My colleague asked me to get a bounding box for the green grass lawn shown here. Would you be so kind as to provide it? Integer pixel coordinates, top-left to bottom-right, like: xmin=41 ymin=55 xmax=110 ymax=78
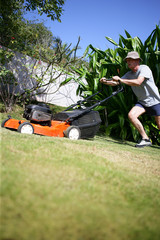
xmin=1 ymin=108 xmax=160 ymax=240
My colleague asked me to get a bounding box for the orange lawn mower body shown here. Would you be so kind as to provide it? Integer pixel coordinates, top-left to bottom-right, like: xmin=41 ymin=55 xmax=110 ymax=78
xmin=2 ymin=117 xmax=71 ymax=138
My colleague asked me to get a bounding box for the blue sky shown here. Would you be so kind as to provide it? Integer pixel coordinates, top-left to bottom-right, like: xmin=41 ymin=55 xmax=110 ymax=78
xmin=24 ymin=0 xmax=160 ymax=57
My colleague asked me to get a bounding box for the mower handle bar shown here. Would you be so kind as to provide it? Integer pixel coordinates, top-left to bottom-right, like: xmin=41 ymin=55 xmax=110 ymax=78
xmin=65 ymin=81 xmax=124 ymax=123
xmin=64 ymin=89 xmax=102 ymax=111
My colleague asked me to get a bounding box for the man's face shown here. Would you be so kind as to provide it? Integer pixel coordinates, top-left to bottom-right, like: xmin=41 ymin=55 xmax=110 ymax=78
xmin=126 ymin=58 xmax=140 ymax=72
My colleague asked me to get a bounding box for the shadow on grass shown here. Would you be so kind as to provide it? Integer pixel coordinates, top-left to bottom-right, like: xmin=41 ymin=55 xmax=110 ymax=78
xmin=96 ymin=134 xmax=160 ymax=149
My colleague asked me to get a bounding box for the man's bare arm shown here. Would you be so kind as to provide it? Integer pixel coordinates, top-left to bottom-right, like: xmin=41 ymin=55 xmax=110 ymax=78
xmin=112 ymin=76 xmax=145 ymax=86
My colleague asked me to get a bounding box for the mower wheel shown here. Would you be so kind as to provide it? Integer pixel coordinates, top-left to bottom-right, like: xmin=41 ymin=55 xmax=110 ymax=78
xmin=18 ymin=122 xmax=34 ymax=134
xmin=1 ymin=117 xmax=11 ymax=128
xmin=64 ymin=126 xmax=81 ymax=140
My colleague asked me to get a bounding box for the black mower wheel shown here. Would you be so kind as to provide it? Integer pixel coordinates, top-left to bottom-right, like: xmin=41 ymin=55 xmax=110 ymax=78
xmin=64 ymin=126 xmax=81 ymax=140
xmin=18 ymin=122 xmax=34 ymax=134
xmin=1 ymin=117 xmax=11 ymax=128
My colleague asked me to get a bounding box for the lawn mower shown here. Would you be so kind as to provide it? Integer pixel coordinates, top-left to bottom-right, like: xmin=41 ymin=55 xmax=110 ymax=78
xmin=1 ymin=83 xmax=124 ymax=140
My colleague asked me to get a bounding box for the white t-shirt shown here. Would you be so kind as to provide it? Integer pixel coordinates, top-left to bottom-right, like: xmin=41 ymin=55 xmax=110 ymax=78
xmin=122 ymin=65 xmax=160 ymax=107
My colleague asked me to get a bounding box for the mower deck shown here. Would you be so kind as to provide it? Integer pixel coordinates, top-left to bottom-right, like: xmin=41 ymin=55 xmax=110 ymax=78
xmin=2 ymin=118 xmax=70 ymax=137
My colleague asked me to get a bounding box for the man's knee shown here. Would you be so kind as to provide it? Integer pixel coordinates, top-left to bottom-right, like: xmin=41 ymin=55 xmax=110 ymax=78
xmin=128 ymin=111 xmax=135 ymax=121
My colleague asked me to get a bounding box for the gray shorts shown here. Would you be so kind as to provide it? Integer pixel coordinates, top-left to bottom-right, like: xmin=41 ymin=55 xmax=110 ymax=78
xmin=135 ymin=102 xmax=160 ymax=116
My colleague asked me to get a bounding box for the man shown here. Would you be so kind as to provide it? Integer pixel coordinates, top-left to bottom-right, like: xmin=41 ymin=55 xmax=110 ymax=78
xmin=100 ymin=51 xmax=160 ymax=147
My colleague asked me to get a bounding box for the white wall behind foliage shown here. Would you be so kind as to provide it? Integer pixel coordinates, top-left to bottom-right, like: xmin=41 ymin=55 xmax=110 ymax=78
xmin=5 ymin=49 xmax=81 ymax=107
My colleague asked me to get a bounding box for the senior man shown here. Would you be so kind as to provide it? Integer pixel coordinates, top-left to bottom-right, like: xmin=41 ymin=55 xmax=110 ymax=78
xmin=100 ymin=51 xmax=160 ymax=147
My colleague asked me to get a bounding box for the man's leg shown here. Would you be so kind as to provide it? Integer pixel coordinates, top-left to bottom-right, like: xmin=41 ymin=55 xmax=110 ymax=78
xmin=128 ymin=106 xmax=149 ymax=139
xmin=155 ymin=116 xmax=160 ymax=130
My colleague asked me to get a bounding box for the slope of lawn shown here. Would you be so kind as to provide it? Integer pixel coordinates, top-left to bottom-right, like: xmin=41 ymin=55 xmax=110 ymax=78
xmin=0 ymin=105 xmax=160 ymax=240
